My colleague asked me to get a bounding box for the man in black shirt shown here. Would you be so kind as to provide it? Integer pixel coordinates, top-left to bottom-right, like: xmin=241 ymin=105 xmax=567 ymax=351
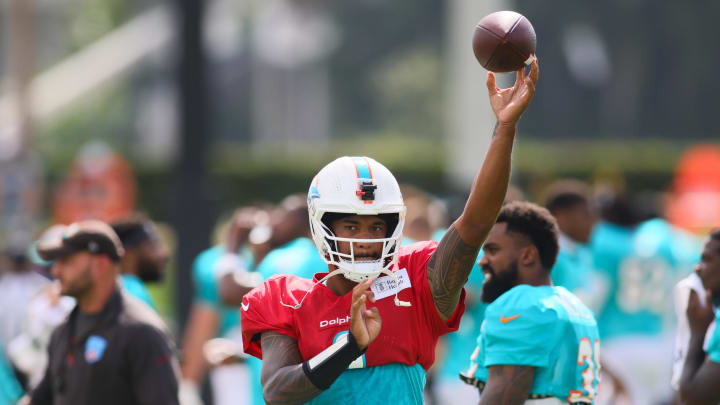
xmin=29 ymin=220 xmax=179 ymax=405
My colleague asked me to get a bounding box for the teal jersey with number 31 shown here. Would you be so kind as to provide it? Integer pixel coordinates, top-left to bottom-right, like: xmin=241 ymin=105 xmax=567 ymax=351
xmin=466 ymin=285 xmax=600 ymax=403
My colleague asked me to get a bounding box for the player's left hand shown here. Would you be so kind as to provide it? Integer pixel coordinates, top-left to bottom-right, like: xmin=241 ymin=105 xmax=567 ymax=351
xmin=687 ymin=289 xmax=714 ymax=335
xmin=487 ymin=57 xmax=538 ymax=126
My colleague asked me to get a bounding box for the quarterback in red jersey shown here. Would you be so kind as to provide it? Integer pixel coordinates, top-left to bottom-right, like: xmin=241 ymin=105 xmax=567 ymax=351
xmin=241 ymin=59 xmax=539 ymax=405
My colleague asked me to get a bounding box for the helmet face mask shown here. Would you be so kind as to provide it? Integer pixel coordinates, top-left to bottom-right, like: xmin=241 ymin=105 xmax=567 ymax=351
xmin=308 ymin=157 xmax=406 ymax=282
xmin=315 ymin=212 xmax=403 ymax=282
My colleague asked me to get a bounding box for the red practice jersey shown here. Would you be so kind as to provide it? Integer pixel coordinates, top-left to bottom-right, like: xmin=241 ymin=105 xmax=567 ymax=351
xmin=240 ymin=240 xmax=466 ymax=370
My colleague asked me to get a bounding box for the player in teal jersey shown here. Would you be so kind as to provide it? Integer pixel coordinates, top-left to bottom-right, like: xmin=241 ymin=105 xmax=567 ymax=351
xmin=461 ymin=201 xmax=600 ymax=405
xmin=544 ymin=180 xmax=608 ymax=314
xmin=255 ymin=237 xmax=325 ymax=281
xmin=594 ymin=217 xmax=700 ymax=340
xmin=679 ymin=229 xmax=720 ymax=404
xmin=217 ymin=197 xmax=325 ymax=405
xmin=592 ymin=199 xmax=701 ymax=404
xmin=180 ymin=245 xmax=246 ymax=404
xmin=111 ymin=215 xmax=170 ymax=309
xmin=180 ymin=207 xmax=261 ymax=405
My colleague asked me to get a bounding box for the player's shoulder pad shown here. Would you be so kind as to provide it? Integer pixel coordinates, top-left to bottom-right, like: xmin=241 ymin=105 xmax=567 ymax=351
xmin=397 ymin=239 xmax=438 ymax=263
xmin=485 ymin=285 xmax=561 ymax=326
xmin=398 ymin=239 xmax=439 ymax=256
xmin=395 ymin=240 xmax=439 ymax=277
xmin=245 ymin=273 xmax=315 ymax=303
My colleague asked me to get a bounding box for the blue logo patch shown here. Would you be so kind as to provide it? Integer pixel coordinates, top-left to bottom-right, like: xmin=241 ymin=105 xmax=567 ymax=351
xmin=85 ymin=335 xmax=107 ymax=364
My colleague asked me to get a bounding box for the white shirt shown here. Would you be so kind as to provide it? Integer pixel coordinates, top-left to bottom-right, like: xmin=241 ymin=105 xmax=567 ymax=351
xmin=0 ymin=270 xmax=49 ymax=348
xmin=671 ymin=272 xmax=716 ymax=390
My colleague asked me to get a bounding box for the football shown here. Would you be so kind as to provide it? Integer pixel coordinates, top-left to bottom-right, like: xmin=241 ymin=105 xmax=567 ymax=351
xmin=472 ymin=11 xmax=536 ymax=73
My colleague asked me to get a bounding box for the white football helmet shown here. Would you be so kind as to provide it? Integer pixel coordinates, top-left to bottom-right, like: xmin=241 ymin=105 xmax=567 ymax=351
xmin=308 ymin=156 xmax=406 ymax=283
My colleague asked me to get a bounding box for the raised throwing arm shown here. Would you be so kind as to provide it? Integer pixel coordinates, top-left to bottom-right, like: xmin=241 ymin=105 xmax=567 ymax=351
xmin=428 ymin=59 xmax=539 ymax=320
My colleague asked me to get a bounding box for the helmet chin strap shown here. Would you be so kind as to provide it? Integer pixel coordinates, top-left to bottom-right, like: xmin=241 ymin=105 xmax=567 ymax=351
xmin=280 ymin=264 xmax=411 ymax=310
xmin=339 ymin=260 xmax=412 ymax=308
xmin=279 ymin=269 xmax=345 ymax=310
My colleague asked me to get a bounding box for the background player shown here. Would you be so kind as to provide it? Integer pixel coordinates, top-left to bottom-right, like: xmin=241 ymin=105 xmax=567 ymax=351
xmin=679 ymin=229 xmax=720 ymax=404
xmin=592 ymin=191 xmax=701 ymax=404
xmin=543 ymin=179 xmax=607 ymax=313
xmin=179 ymin=206 xmax=267 ymax=405
xmin=240 ymin=59 xmax=539 ymax=404
xmin=461 ymin=201 xmax=600 ymax=404
xmin=217 ymin=195 xmax=326 ymax=405
xmin=112 ymin=214 xmax=170 ymax=309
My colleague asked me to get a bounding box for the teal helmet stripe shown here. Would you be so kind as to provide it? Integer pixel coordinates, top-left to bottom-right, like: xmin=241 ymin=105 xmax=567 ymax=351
xmin=352 ymin=157 xmax=372 ymax=180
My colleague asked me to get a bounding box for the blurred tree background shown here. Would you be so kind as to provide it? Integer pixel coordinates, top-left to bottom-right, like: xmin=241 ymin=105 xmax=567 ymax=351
xmin=9 ymin=0 xmax=714 ymax=186
xmin=2 ymin=0 xmax=719 ymax=318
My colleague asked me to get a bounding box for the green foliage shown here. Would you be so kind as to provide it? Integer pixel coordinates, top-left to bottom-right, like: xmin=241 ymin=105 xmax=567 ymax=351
xmin=370 ymin=46 xmax=443 ymax=138
xmin=68 ymin=0 xmax=128 ymax=51
xmin=33 ymin=82 xmax=135 ymax=173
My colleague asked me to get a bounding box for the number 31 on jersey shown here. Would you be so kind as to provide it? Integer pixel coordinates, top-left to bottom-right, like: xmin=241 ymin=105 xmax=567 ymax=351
xmin=568 ymin=337 xmax=600 ymax=403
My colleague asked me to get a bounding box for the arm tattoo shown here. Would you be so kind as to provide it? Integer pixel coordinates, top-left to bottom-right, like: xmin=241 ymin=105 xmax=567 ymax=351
xmin=492 ymin=121 xmax=499 ymax=137
xmin=427 ymin=224 xmax=481 ymax=319
xmin=260 ymin=332 xmax=322 ymax=405
xmin=479 ymin=365 xmax=535 ymax=405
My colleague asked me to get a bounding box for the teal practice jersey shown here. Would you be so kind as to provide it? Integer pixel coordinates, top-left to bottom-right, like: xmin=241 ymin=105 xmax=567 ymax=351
xmin=308 ymin=364 xmax=426 ymax=405
xmin=552 ymin=234 xmax=610 ymax=315
xmin=256 ymin=237 xmax=326 ymax=281
xmin=592 ymin=219 xmax=701 ymax=340
xmin=120 ymin=274 xmax=156 ymax=309
xmin=552 ymin=235 xmax=594 ymax=294
xmin=704 ymin=307 xmax=720 ymax=364
xmin=192 ymin=245 xmax=255 ymax=336
xmin=466 ymin=285 xmax=600 ymax=403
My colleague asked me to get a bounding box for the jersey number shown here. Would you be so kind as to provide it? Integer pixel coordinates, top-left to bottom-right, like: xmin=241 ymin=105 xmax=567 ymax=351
xmin=617 ymin=257 xmax=672 ymax=314
xmin=568 ymin=337 xmax=600 ymax=403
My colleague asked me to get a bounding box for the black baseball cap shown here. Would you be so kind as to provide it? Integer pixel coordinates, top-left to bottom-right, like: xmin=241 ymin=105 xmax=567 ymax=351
xmin=36 ymin=220 xmax=125 ymax=262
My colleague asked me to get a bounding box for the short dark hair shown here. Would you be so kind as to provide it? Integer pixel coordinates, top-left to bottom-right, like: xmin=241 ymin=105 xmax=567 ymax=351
xmin=496 ymin=201 xmax=560 ymax=271
xmin=544 ymin=180 xmax=591 ymax=215
xmin=111 ymin=214 xmax=156 ymax=249
xmin=711 ymin=228 xmax=720 ymax=245
xmin=597 ymin=191 xmax=640 ymax=227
